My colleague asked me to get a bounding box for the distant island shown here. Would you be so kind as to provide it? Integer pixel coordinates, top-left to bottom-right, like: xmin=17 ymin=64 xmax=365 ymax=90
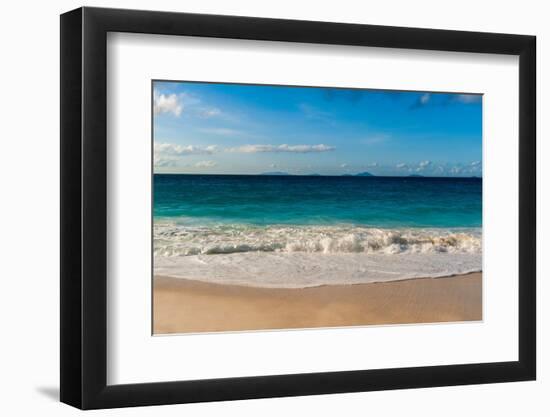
xmin=260 ymin=171 xmax=291 ymax=176
xmin=260 ymin=172 xmax=376 ymax=177
xmin=341 ymin=172 xmax=375 ymax=177
xmin=158 ymin=172 xmax=482 ymax=179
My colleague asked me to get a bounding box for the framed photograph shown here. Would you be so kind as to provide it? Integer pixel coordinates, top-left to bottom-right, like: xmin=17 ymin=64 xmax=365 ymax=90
xmin=60 ymin=7 xmax=536 ymax=409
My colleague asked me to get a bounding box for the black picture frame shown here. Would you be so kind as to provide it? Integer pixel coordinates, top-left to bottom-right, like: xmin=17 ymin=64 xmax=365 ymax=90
xmin=60 ymin=6 xmax=536 ymax=410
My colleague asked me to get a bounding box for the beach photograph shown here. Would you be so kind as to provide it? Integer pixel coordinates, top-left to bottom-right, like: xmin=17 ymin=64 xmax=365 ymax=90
xmin=152 ymin=81 xmax=482 ymax=334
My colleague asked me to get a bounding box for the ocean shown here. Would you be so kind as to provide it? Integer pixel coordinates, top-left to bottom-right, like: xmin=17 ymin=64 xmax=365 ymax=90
xmin=153 ymin=174 xmax=482 ymax=288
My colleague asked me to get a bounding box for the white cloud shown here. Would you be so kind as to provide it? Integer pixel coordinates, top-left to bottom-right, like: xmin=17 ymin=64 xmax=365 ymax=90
xmin=153 ymin=89 xmax=228 ymax=120
xmin=419 ymin=160 xmax=432 ymax=168
xmin=194 ymin=160 xmax=217 ymax=168
xmin=410 ymin=93 xmax=432 ymax=109
xmin=155 ymin=142 xmax=334 ymax=160
xmin=154 ymin=140 xmax=336 ymax=169
xmin=456 ymin=94 xmax=482 ymax=104
xmin=340 ymin=163 xmax=348 ymax=168
xmin=153 ymin=92 xmax=183 ymax=116
xmin=154 ymin=142 xmax=218 ymax=167
xmin=396 ymin=163 xmax=408 ymax=169
xmin=154 ymin=142 xmax=217 ymax=156
xmin=229 ymin=144 xmax=335 ymax=153
xmin=154 ymin=155 xmax=179 ymax=168
xmin=464 ymin=161 xmax=482 ymax=174
xmin=269 ymin=163 xmax=277 ymax=168
xmin=198 ymin=127 xmax=242 ymax=136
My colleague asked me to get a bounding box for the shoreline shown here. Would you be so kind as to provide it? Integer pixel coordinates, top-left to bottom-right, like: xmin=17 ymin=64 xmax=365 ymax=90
xmin=154 ymin=251 xmax=481 ymax=289
xmin=154 ymin=269 xmax=482 ymax=290
xmin=153 ymin=272 xmax=482 ymax=334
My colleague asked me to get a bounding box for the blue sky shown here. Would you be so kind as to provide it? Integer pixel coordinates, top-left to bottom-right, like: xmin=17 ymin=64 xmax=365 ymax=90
xmin=153 ymin=81 xmax=482 ymax=176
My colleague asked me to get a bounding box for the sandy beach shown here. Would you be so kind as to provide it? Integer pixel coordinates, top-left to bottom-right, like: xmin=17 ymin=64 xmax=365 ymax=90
xmin=153 ymin=272 xmax=481 ymax=334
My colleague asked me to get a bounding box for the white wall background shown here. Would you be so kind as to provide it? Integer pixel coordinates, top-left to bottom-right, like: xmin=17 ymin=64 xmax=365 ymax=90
xmin=0 ymin=0 xmax=545 ymax=415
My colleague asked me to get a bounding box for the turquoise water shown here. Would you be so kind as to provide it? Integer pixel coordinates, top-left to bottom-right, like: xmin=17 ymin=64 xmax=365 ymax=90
xmin=153 ymin=174 xmax=482 ymax=283
xmin=153 ymin=174 xmax=482 ymax=228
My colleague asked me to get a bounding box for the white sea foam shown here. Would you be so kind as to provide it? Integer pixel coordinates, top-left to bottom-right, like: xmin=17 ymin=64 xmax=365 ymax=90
xmin=154 ymin=222 xmax=481 ymax=257
xmin=153 ymin=222 xmax=482 ymax=288
xmin=154 ymin=252 xmax=481 ymax=288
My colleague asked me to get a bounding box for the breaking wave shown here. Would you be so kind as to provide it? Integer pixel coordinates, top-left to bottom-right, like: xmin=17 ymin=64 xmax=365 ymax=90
xmin=154 ymin=222 xmax=482 ymax=258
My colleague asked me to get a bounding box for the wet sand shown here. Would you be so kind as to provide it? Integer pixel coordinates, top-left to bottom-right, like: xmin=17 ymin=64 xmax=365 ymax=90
xmin=153 ymin=272 xmax=482 ymax=334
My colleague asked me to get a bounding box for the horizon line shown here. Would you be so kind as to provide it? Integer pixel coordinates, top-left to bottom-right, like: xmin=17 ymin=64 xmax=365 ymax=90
xmin=153 ymin=172 xmax=482 ymax=179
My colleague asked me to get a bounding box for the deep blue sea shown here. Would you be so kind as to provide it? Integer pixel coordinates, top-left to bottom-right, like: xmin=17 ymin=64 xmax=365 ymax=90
xmin=153 ymin=174 xmax=481 ymax=228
